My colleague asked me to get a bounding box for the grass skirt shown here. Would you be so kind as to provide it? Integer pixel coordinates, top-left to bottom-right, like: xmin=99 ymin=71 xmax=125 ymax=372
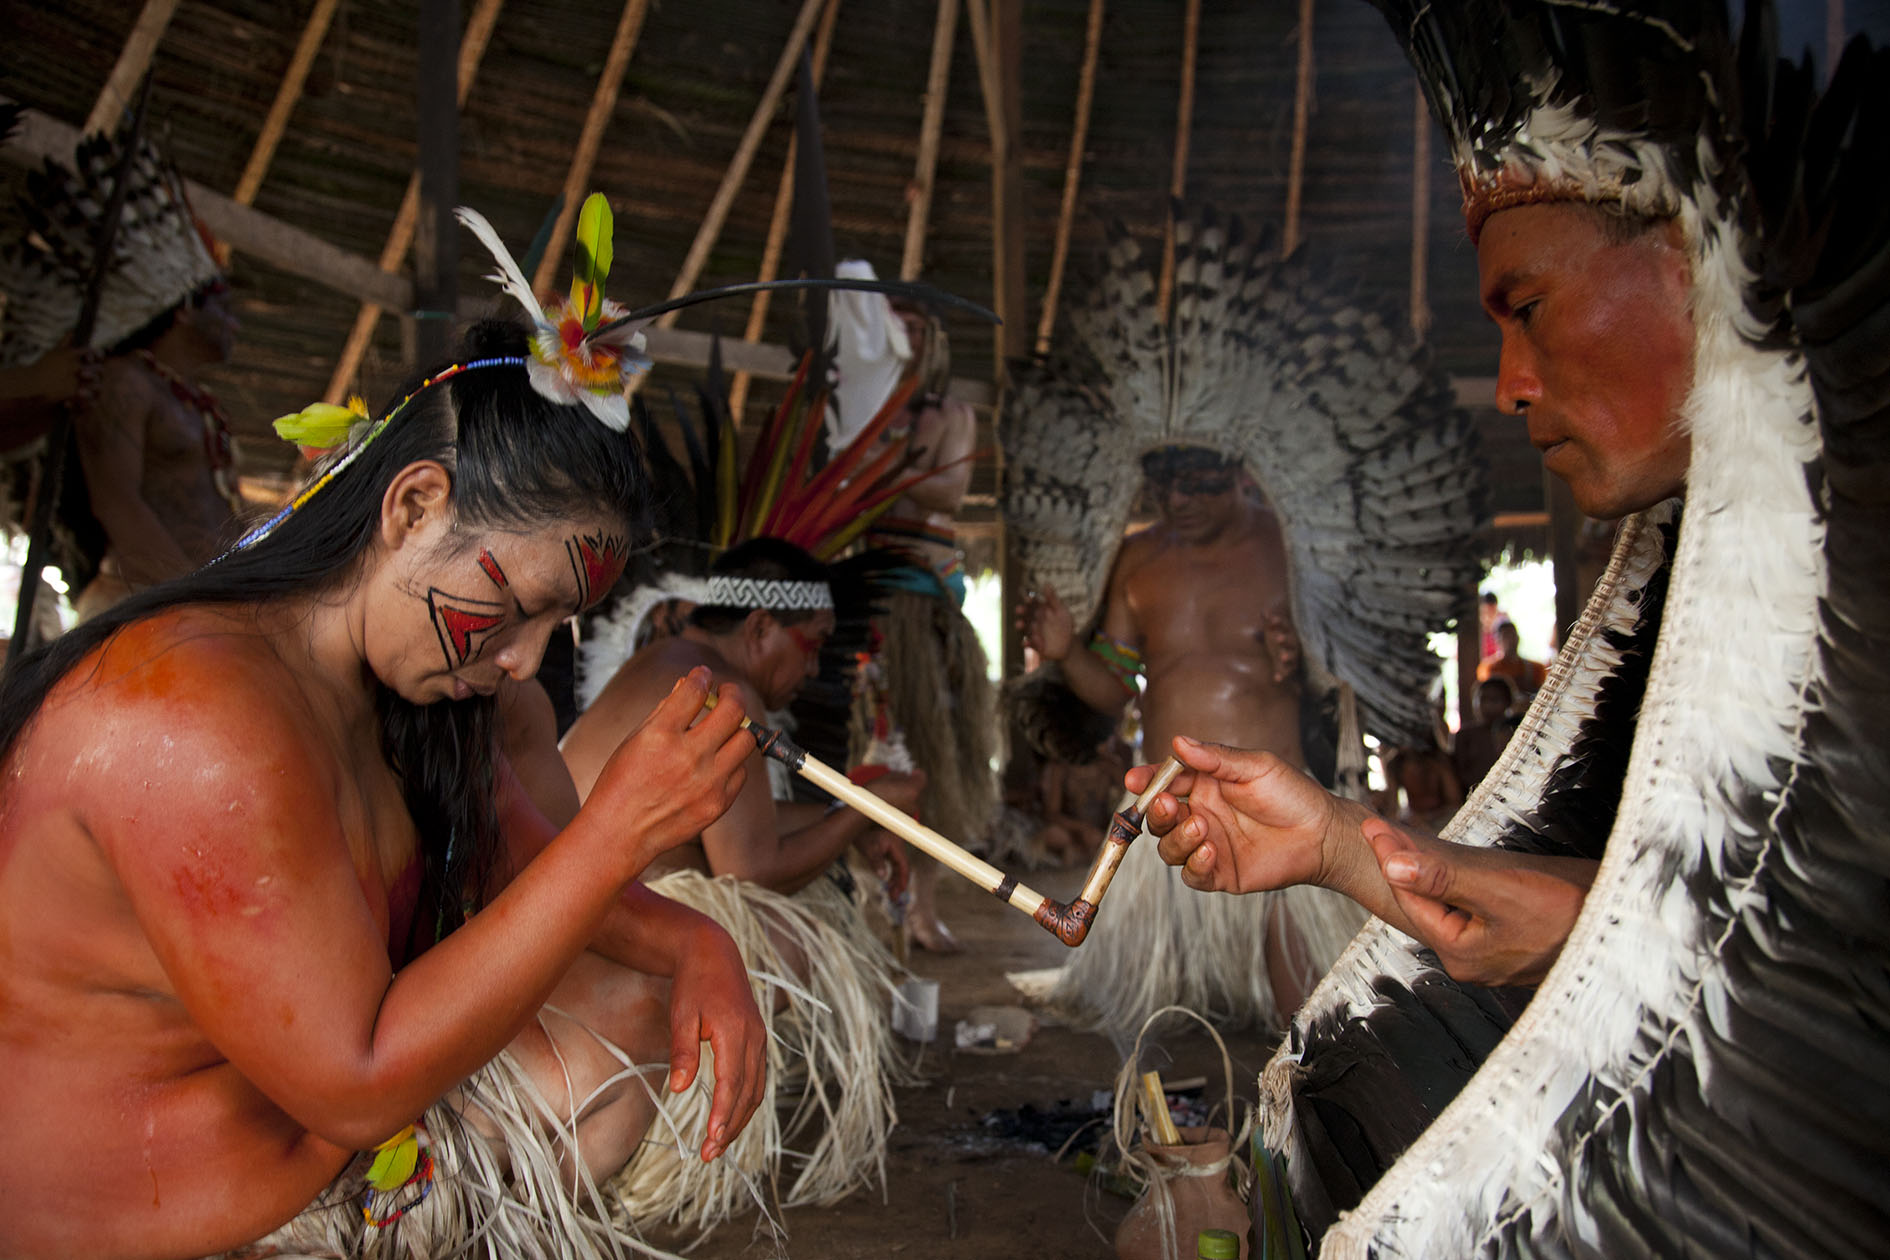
xmin=607 ymin=869 xmax=908 ymax=1238
xmin=1050 ymin=805 xmax=1367 ymax=1045
xmin=217 ymin=1031 xmax=675 ymax=1260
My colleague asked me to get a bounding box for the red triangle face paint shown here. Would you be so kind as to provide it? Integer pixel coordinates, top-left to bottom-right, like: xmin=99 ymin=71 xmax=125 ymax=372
xmin=428 ymin=588 xmax=506 ymax=668
xmin=477 ymin=549 xmax=508 ymax=589
xmin=566 ymin=531 xmax=628 ymax=609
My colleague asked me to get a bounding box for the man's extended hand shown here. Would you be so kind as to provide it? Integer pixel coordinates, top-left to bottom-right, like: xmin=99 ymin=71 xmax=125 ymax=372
xmin=664 ymin=918 xmax=767 ymax=1161
xmin=1015 ymin=585 xmax=1076 ymax=662
xmin=1361 ymin=819 xmax=1598 ymax=987
xmin=1141 ymin=736 xmax=1370 ymax=898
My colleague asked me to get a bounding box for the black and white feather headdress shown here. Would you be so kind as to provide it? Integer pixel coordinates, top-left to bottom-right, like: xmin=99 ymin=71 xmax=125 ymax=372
xmin=1264 ymin=4 xmax=1890 ymax=1256
xmin=1003 ymin=207 xmax=1490 ymax=756
xmin=0 ymin=119 xmax=223 ymax=368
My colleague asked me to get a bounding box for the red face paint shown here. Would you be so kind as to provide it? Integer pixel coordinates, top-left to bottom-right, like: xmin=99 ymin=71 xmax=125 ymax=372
xmin=477 ymin=549 xmax=508 ymax=589
xmin=565 ymin=531 xmax=628 ymax=610
xmin=427 ymin=588 xmax=506 ymax=669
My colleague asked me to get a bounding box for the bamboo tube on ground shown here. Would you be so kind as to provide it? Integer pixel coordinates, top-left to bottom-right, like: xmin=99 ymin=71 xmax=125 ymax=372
xmin=1140 ymin=1070 xmax=1184 ymax=1146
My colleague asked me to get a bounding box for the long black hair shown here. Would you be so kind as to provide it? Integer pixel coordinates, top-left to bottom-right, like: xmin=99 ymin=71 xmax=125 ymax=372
xmin=0 ymin=319 xmax=649 ymax=951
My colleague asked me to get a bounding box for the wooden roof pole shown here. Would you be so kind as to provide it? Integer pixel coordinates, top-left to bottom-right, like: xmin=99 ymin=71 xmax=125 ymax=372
xmin=1409 ymin=77 xmax=1431 ymax=336
xmin=84 ymin=0 xmax=181 ymax=136
xmin=233 ymin=0 xmax=342 ymax=206
xmin=1034 ymin=0 xmax=1103 ymax=356
xmin=530 ymin=0 xmax=654 ymax=296
xmin=965 ymin=0 xmax=1030 ymax=374
xmin=1155 ymin=0 xmax=1200 ymax=320
xmin=1283 ymin=0 xmax=1315 ymax=254
xmin=900 ymin=0 xmax=961 ymax=283
xmin=727 ymin=0 xmax=844 ymax=423
xmin=323 ymin=0 xmax=507 ymax=404
xmin=656 ymin=0 xmax=828 ymax=329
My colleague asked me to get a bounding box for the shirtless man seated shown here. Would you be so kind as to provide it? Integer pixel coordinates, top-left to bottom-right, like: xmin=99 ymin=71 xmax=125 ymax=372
xmin=1018 ymin=445 xmax=1362 ymax=1036
xmin=562 ymin=537 xmax=918 ymax=897
xmin=558 ymin=537 xmax=921 ymax=1228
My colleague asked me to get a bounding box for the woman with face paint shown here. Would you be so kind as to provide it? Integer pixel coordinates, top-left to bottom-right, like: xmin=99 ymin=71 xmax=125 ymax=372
xmin=0 ymin=318 xmax=767 ymax=1260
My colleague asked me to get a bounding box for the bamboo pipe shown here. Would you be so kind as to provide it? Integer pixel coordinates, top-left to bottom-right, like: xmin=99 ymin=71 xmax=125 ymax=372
xmin=703 ymin=694 xmax=1181 ymax=945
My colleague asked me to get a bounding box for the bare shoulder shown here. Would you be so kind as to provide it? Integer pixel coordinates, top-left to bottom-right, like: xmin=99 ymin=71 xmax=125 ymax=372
xmin=30 ymin=609 xmax=338 ymax=810
xmin=1114 ymin=525 xmax=1166 ymax=575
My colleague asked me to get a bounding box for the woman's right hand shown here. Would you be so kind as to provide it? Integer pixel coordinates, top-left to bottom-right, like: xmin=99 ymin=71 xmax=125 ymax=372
xmin=584 ymin=667 xmax=754 ymax=874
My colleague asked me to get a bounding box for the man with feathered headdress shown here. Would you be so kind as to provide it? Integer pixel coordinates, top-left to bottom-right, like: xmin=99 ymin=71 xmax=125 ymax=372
xmin=0 ymin=121 xmax=241 ymax=619
xmin=1002 ymin=206 xmax=1490 ymax=1043
xmin=1141 ymin=2 xmax=1890 ymax=1253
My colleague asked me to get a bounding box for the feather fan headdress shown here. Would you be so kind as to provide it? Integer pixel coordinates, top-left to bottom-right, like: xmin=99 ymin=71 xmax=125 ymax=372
xmin=1259 ymin=4 xmax=1890 ymax=1257
xmin=0 ymin=120 xmax=223 ymax=369
xmin=1004 ymin=206 xmax=1490 ymax=753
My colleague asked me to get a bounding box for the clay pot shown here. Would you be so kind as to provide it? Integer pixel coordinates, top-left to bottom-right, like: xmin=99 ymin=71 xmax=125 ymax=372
xmin=1113 ymin=1125 xmax=1250 ymax=1260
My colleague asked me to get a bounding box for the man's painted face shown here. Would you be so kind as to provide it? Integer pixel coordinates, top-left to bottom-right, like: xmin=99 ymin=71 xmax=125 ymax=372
xmin=1477 ymin=202 xmax=1695 ymax=520
xmin=757 ymin=608 xmax=835 ymax=710
xmin=1143 ymin=448 xmax=1240 ymax=539
xmin=402 ymin=520 xmax=627 ymax=704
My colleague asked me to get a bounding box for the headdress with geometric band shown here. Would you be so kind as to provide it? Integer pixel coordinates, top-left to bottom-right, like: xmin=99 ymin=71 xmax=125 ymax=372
xmin=1260 ymin=4 xmax=1890 ymax=1257
xmin=1002 ymin=203 xmax=1491 ymax=763
xmin=575 ymin=324 xmax=962 ymax=793
xmin=0 ymin=117 xmax=225 ymax=372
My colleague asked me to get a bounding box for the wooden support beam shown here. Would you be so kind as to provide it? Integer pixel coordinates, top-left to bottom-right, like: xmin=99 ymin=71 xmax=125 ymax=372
xmin=962 ymin=0 xmax=1005 ymax=161
xmin=966 ymin=0 xmax=1027 ymax=368
xmin=529 ymin=0 xmax=652 ymax=296
xmin=990 ymin=0 xmax=1028 ymax=688
xmin=1409 ymin=77 xmax=1431 ymax=336
xmin=1035 ymin=0 xmax=1103 ymax=356
xmin=324 ymin=0 xmax=505 ymax=403
xmin=657 ymin=0 xmax=828 ymax=328
xmin=1283 ymin=0 xmax=1315 ymax=254
xmin=414 ymin=0 xmax=460 ymax=366
xmin=901 ymin=0 xmax=961 ymax=283
xmin=5 ymin=109 xmax=407 ymax=310
xmin=233 ymin=0 xmax=343 ymax=207
xmin=1155 ymin=0 xmax=1200 ymax=320
xmin=84 ymin=0 xmax=181 ymax=135
xmin=727 ymin=0 xmax=844 ymax=424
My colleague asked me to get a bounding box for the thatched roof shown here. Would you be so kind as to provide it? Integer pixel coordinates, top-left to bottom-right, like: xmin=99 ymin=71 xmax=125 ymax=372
xmin=8 ymin=0 xmax=1868 ymax=541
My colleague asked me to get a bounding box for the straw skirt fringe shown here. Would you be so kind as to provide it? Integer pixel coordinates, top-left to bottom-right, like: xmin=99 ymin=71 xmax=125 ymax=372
xmin=608 ymin=869 xmax=906 ymax=1236
xmin=1050 ymin=804 xmax=1366 ymax=1043
xmin=217 ymin=1033 xmax=675 ymax=1260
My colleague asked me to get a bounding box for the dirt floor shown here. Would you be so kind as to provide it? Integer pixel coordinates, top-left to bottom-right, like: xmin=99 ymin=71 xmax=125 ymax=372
xmin=670 ymin=861 xmax=1282 ymax=1260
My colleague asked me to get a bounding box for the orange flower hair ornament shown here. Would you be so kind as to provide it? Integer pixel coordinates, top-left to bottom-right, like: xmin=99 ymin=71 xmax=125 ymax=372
xmin=457 ymin=193 xmax=650 ymax=432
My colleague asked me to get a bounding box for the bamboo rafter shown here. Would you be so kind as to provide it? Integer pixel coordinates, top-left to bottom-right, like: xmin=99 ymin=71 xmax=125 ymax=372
xmin=1156 ymin=0 xmax=1200 ymax=321
xmin=657 ymin=0 xmax=827 ymax=329
xmin=233 ymin=0 xmax=342 ymax=207
xmin=727 ymin=0 xmax=844 ymax=425
xmin=529 ymin=0 xmax=653 ymax=297
xmin=1035 ymin=0 xmax=1104 ymax=356
xmin=1283 ymin=0 xmax=1315 ymax=254
xmin=323 ymin=0 xmax=507 ymax=404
